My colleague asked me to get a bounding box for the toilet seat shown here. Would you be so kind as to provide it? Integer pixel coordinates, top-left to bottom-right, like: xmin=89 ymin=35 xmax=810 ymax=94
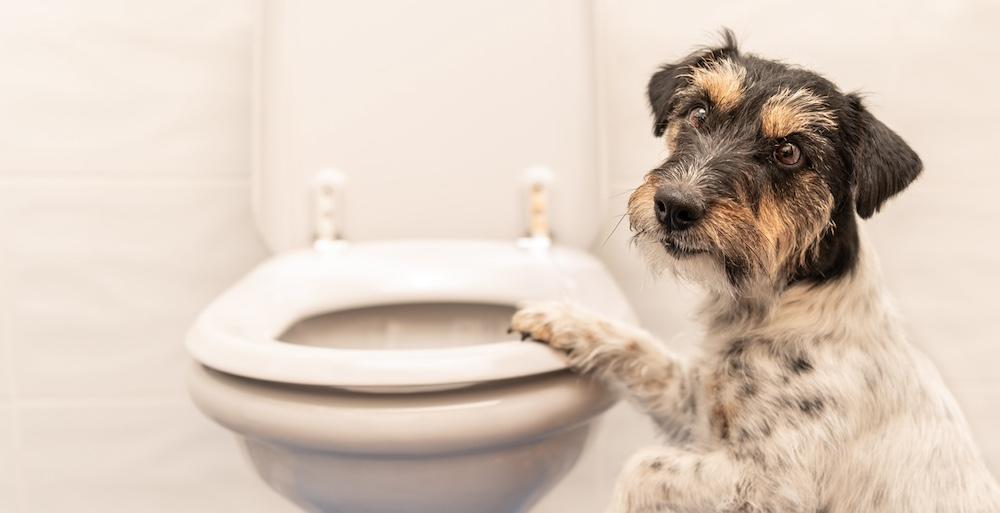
xmin=186 ymin=239 xmax=636 ymax=392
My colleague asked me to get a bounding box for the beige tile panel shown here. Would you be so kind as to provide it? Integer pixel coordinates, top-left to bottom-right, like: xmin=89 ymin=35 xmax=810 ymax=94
xmin=18 ymin=401 xmax=297 ymax=513
xmin=0 ymin=182 xmax=266 ymax=400
xmin=0 ymin=0 xmax=253 ymax=177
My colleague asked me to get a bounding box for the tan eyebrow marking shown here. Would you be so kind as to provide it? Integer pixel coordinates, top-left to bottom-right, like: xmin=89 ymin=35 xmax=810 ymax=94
xmin=760 ymin=88 xmax=837 ymax=138
xmin=686 ymin=59 xmax=747 ymax=112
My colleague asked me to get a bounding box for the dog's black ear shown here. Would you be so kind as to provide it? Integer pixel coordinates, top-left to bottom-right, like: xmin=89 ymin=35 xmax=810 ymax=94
xmin=648 ymin=29 xmax=739 ymax=137
xmin=648 ymin=63 xmax=685 ymax=137
xmin=844 ymin=94 xmax=922 ymax=218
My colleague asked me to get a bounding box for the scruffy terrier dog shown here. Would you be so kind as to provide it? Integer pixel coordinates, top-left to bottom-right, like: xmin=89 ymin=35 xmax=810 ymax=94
xmin=511 ymin=32 xmax=1000 ymax=512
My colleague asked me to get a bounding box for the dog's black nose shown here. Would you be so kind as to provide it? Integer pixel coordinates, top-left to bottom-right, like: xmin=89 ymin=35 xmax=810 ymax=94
xmin=654 ymin=188 xmax=705 ymax=232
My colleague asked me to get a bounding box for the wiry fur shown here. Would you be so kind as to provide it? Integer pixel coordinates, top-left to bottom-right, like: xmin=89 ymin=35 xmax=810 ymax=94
xmin=683 ymin=58 xmax=748 ymax=113
xmin=760 ymin=88 xmax=838 ymax=139
xmin=511 ymin=31 xmax=1000 ymax=513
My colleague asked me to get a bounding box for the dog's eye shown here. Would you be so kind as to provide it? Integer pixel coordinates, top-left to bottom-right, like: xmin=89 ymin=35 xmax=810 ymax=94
xmin=773 ymin=142 xmax=802 ymax=168
xmin=687 ymin=106 xmax=708 ymax=128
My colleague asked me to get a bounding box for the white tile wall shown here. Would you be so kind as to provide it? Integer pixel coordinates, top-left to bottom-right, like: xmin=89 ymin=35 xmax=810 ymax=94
xmin=0 ymin=0 xmax=253 ymax=178
xmin=0 ymin=182 xmax=266 ymax=401
xmin=0 ymin=1 xmax=294 ymax=512
xmin=18 ymin=402 xmax=294 ymax=513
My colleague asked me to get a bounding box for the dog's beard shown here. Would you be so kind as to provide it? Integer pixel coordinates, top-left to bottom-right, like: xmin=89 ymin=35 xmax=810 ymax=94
xmin=635 ymin=238 xmax=733 ymax=296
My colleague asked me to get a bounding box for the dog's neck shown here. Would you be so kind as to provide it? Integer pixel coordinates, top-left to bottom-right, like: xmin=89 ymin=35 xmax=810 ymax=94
xmin=789 ymin=202 xmax=861 ymax=286
xmin=700 ymin=234 xmax=903 ymax=346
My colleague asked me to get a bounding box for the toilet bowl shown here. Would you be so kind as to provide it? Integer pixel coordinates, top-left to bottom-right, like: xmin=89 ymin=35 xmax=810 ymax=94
xmin=187 ymin=240 xmax=634 ymax=513
xmin=187 ymin=2 xmax=632 ymax=511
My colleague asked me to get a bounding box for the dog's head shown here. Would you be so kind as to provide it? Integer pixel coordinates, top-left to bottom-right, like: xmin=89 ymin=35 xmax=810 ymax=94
xmin=628 ymin=31 xmax=921 ymax=297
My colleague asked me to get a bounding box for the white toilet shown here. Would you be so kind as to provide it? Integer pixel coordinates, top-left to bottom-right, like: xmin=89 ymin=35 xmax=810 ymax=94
xmin=187 ymin=2 xmax=632 ymax=512
xmin=187 ymin=240 xmax=633 ymax=513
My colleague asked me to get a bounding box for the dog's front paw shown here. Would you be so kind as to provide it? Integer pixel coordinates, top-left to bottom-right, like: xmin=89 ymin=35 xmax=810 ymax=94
xmin=510 ymin=301 xmax=608 ymax=370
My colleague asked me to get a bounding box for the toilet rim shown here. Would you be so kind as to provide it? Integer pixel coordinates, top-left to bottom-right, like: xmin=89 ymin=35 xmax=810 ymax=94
xmin=187 ymin=361 xmax=618 ymax=455
xmin=187 ymin=314 xmax=571 ymax=391
xmin=185 ymin=241 xmax=636 ymax=391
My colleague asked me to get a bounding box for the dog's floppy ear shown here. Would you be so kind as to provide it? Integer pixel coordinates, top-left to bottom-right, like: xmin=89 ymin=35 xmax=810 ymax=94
xmin=648 ymin=64 xmax=686 ymax=137
xmin=648 ymin=29 xmax=740 ymax=137
xmin=843 ymin=93 xmax=923 ymax=218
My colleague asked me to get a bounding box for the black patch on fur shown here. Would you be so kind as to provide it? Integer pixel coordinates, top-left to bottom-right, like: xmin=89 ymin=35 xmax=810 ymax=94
xmin=726 ymin=338 xmax=749 ymax=359
xmin=747 ymin=447 xmax=767 ymax=466
xmin=649 ymin=459 xmax=663 ymax=470
xmin=682 ymin=391 xmax=698 ymax=415
xmin=715 ymin=409 xmax=731 ymax=441
xmin=798 ymin=398 xmax=826 ymax=416
xmin=724 ymin=257 xmax=750 ymax=289
xmin=788 ymin=356 xmax=814 ymax=374
xmin=725 ymin=339 xmax=757 ymax=386
xmin=672 ymin=426 xmax=692 ymax=443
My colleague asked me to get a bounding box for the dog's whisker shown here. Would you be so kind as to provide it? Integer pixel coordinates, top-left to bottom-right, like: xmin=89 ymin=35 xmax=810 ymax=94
xmin=601 ymin=212 xmax=630 ymax=248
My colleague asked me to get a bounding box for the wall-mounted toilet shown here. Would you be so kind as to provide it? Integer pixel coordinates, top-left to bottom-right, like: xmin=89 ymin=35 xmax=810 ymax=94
xmin=187 ymin=241 xmax=633 ymax=513
xmin=186 ymin=2 xmax=632 ymax=512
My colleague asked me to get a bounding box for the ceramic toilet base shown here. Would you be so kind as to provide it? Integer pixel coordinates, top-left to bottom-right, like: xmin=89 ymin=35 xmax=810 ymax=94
xmin=243 ymin=426 xmax=590 ymax=513
xmin=188 ymin=363 xmax=617 ymax=513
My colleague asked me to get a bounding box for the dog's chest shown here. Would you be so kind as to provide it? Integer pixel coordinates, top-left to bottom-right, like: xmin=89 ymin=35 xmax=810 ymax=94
xmin=699 ymin=337 xmax=830 ymax=446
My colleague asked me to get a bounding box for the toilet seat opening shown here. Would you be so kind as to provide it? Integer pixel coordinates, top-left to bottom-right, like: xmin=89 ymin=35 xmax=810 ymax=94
xmin=278 ymin=302 xmax=518 ymax=350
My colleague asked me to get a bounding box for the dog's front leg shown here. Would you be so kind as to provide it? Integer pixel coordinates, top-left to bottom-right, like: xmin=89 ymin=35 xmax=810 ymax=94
xmin=510 ymin=301 xmax=697 ymax=441
xmin=605 ymin=446 xmax=813 ymax=513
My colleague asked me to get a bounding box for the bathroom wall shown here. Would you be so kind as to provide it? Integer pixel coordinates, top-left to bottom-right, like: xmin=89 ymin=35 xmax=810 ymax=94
xmin=0 ymin=1 xmax=288 ymax=512
xmin=0 ymin=2 xmax=997 ymax=513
